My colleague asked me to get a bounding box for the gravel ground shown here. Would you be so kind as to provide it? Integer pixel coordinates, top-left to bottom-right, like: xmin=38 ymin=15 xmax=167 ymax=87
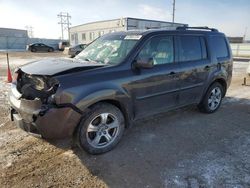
xmin=0 ymin=52 xmax=250 ymax=188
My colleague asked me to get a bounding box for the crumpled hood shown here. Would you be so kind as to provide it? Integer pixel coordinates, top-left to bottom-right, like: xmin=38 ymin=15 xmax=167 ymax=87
xmin=20 ymin=58 xmax=104 ymax=76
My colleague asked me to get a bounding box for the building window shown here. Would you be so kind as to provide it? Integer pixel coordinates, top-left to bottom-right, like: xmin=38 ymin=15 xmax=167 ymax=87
xmin=82 ymin=33 xmax=86 ymax=41
xmin=71 ymin=34 xmax=75 ymax=41
xmin=98 ymin=31 xmax=105 ymax=37
xmin=89 ymin=32 xmax=95 ymax=40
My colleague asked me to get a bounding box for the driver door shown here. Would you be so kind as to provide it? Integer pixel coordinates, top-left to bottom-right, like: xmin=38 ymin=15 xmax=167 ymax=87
xmin=130 ymin=35 xmax=181 ymax=119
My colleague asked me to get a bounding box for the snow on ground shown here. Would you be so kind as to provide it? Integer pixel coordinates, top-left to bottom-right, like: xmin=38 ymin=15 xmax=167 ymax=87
xmin=163 ymin=131 xmax=250 ymax=187
xmin=0 ymin=77 xmax=11 ymax=110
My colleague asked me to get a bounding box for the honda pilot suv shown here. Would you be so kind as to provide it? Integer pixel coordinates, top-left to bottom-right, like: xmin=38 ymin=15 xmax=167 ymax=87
xmin=9 ymin=27 xmax=233 ymax=154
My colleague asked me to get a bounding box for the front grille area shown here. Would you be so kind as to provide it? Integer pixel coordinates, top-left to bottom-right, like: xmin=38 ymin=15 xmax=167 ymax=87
xmin=16 ymin=71 xmax=59 ymax=102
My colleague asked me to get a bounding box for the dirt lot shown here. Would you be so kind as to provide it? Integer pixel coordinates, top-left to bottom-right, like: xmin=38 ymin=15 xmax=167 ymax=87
xmin=0 ymin=52 xmax=250 ymax=188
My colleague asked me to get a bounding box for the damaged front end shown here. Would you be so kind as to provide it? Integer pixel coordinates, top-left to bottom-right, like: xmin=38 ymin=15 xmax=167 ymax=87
xmin=16 ymin=69 xmax=59 ymax=103
xmin=9 ymin=69 xmax=82 ymax=138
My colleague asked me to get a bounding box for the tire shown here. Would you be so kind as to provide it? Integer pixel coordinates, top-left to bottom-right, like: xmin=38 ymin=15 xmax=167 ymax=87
xmin=31 ymin=48 xmax=37 ymax=52
xmin=48 ymin=48 xmax=54 ymax=52
xmin=198 ymin=82 xmax=224 ymax=113
xmin=76 ymin=103 xmax=125 ymax=154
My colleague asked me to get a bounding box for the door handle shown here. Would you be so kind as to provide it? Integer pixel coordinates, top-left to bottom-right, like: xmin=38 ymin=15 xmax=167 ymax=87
xmin=170 ymin=71 xmax=176 ymax=75
xmin=204 ymin=65 xmax=211 ymax=71
xmin=169 ymin=72 xmax=178 ymax=79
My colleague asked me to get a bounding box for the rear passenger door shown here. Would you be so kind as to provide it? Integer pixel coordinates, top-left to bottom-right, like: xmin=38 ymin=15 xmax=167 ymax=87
xmin=40 ymin=44 xmax=48 ymax=51
xmin=176 ymin=35 xmax=210 ymax=105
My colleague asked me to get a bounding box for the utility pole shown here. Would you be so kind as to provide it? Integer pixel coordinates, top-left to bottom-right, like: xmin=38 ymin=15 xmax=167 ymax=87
xmin=172 ymin=0 xmax=176 ymax=23
xmin=57 ymin=12 xmax=71 ymax=40
xmin=25 ymin=25 xmax=34 ymax=38
xmin=243 ymin=27 xmax=248 ymax=42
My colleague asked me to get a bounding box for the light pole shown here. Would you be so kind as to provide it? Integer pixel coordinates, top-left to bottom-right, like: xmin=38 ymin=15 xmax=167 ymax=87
xmin=172 ymin=0 xmax=176 ymax=23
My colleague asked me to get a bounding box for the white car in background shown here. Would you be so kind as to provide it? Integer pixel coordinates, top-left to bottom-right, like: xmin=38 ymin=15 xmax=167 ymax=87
xmin=247 ymin=62 xmax=250 ymax=75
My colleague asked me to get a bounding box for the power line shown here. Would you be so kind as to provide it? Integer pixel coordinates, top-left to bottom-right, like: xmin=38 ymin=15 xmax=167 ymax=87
xmin=57 ymin=12 xmax=71 ymax=40
xmin=172 ymin=0 xmax=176 ymax=23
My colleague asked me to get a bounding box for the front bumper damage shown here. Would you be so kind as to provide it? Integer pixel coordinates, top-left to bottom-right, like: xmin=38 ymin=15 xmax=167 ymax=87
xmin=9 ymin=83 xmax=82 ymax=139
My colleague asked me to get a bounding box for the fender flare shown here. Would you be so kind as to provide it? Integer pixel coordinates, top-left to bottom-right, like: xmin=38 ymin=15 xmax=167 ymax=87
xmin=201 ymin=74 xmax=228 ymax=103
xmin=74 ymin=88 xmax=133 ymax=127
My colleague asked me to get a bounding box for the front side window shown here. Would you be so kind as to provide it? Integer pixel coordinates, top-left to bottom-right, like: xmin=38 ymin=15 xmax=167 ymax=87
xmin=76 ymin=34 xmax=140 ymax=65
xmin=137 ymin=35 xmax=174 ymax=65
xmin=177 ymin=36 xmax=203 ymax=62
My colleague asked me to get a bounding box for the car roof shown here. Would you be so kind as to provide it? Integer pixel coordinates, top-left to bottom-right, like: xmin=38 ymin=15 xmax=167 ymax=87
xmin=110 ymin=28 xmax=225 ymax=37
xmin=30 ymin=43 xmax=45 ymax=45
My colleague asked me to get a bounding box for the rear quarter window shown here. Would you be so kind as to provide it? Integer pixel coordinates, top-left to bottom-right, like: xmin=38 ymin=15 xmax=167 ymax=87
xmin=210 ymin=36 xmax=229 ymax=58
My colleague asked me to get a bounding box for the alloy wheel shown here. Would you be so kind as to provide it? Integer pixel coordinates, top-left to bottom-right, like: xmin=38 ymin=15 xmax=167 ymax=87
xmin=208 ymin=87 xmax=222 ymax=111
xmin=86 ymin=113 xmax=120 ymax=148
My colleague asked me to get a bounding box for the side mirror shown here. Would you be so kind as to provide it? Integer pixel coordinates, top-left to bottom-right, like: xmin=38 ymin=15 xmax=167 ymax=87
xmin=134 ymin=58 xmax=154 ymax=69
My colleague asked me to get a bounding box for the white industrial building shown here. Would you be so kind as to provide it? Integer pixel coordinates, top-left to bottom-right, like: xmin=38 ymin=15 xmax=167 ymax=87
xmin=69 ymin=17 xmax=187 ymax=45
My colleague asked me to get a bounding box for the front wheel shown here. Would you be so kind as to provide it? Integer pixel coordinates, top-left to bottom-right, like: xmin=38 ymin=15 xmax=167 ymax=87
xmin=76 ymin=103 xmax=125 ymax=154
xmin=198 ymin=82 xmax=224 ymax=113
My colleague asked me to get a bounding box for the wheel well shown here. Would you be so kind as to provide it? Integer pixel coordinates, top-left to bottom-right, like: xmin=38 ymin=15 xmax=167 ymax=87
xmin=88 ymin=99 xmax=130 ymax=128
xmin=213 ymin=78 xmax=227 ymax=97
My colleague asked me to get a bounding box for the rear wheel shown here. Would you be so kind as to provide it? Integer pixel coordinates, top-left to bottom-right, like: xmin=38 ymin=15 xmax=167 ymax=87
xmin=76 ymin=103 xmax=125 ymax=154
xmin=198 ymin=82 xmax=224 ymax=113
xmin=31 ymin=48 xmax=37 ymax=52
xmin=48 ymin=48 xmax=54 ymax=52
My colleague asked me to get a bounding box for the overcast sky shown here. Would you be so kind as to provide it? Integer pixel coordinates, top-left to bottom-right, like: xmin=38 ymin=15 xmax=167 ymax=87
xmin=0 ymin=0 xmax=249 ymax=39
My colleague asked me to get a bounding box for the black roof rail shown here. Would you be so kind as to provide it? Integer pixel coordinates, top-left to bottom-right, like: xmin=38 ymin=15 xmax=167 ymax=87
xmin=176 ymin=26 xmax=218 ymax=32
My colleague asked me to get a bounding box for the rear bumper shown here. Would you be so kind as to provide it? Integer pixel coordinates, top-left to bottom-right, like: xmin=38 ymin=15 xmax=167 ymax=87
xmin=9 ymin=84 xmax=82 ymax=139
xmin=63 ymin=48 xmax=78 ymax=56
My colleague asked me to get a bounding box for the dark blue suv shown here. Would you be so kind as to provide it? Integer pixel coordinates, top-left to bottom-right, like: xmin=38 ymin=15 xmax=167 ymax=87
xmin=9 ymin=26 xmax=233 ymax=154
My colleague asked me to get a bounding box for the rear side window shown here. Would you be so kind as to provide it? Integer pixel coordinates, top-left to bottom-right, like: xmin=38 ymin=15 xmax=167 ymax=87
xmin=210 ymin=36 xmax=229 ymax=58
xmin=177 ymin=36 xmax=204 ymax=62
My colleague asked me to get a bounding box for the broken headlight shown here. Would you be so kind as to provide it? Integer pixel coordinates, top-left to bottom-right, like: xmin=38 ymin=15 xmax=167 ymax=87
xmin=17 ymin=72 xmax=59 ymax=102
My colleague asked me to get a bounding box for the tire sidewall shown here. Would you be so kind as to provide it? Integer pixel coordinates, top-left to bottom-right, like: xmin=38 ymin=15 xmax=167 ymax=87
xmin=201 ymin=82 xmax=224 ymax=113
xmin=77 ymin=103 xmax=125 ymax=154
xmin=31 ymin=48 xmax=37 ymax=52
xmin=48 ymin=48 xmax=54 ymax=52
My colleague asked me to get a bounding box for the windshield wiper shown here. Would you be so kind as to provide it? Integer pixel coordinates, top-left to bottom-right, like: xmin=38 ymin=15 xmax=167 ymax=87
xmin=83 ymin=58 xmax=105 ymax=65
xmin=84 ymin=58 xmax=92 ymax=61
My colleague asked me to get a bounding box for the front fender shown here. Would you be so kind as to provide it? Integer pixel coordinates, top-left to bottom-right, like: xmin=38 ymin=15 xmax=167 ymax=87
xmin=76 ymin=89 xmax=122 ymax=109
xmin=75 ymin=88 xmax=133 ymax=127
